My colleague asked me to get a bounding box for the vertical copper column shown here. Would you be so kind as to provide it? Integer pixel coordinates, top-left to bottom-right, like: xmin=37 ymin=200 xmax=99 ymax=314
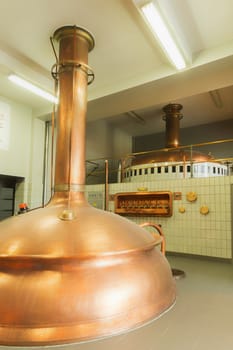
xmin=162 ymin=103 xmax=183 ymax=148
xmin=53 ymin=26 xmax=94 ymax=192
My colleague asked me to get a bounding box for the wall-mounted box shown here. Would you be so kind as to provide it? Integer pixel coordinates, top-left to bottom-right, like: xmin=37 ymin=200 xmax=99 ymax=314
xmin=114 ymin=191 xmax=172 ymax=217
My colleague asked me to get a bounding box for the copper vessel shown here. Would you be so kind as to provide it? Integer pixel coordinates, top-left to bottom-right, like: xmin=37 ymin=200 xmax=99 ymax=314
xmin=0 ymin=25 xmax=175 ymax=346
xmin=132 ymin=103 xmax=213 ymax=165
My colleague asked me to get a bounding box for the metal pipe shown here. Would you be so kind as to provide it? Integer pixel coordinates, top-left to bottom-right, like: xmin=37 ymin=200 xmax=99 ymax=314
xmin=105 ymin=159 xmax=109 ymax=210
xmin=53 ymin=26 xmax=94 ymax=192
xmin=130 ymin=138 xmax=233 ymax=158
xmin=162 ymin=103 xmax=183 ymax=148
xmin=42 ymin=121 xmax=50 ymax=206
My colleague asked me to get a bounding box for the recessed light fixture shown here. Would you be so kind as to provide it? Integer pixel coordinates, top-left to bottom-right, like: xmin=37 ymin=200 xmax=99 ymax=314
xmin=209 ymin=90 xmax=223 ymax=109
xmin=133 ymin=0 xmax=186 ymax=70
xmin=8 ymin=74 xmax=58 ymax=104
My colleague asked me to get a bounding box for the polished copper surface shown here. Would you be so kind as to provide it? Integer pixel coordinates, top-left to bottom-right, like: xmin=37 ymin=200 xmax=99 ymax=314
xmin=162 ymin=103 xmax=183 ymax=148
xmin=140 ymin=222 xmax=166 ymax=255
xmin=0 ymin=25 xmax=175 ymax=346
xmin=139 ymin=224 xmax=186 ymax=279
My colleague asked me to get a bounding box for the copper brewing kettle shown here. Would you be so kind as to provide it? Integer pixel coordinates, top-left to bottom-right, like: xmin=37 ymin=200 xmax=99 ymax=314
xmin=0 ymin=26 xmax=175 ymax=346
xmin=131 ymin=103 xmax=214 ymax=166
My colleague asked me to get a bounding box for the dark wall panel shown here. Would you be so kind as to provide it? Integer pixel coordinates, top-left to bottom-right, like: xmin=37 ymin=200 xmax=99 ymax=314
xmin=133 ymin=119 xmax=233 ymax=158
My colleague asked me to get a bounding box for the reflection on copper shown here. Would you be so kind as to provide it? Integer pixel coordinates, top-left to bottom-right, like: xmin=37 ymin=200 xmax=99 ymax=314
xmin=0 ymin=25 xmax=175 ymax=346
xmin=140 ymin=223 xmax=166 ymax=256
xmin=162 ymin=103 xmax=183 ymax=148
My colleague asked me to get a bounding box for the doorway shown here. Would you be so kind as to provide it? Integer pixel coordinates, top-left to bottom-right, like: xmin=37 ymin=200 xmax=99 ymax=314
xmin=0 ymin=175 xmax=24 ymax=220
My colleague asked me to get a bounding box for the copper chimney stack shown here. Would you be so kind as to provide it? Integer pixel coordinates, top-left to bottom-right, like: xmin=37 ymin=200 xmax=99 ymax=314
xmin=0 ymin=26 xmax=175 ymax=346
xmin=163 ymin=103 xmax=183 ymax=148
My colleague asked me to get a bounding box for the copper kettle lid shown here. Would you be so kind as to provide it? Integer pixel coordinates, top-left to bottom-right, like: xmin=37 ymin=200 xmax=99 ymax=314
xmin=0 ymin=193 xmax=160 ymax=257
xmin=0 ymin=193 xmax=175 ymax=346
xmin=0 ymin=25 xmax=175 ymax=346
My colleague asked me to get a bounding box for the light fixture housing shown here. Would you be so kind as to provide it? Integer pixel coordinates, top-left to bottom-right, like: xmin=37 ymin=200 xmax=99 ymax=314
xmin=8 ymin=74 xmax=58 ymax=104
xmin=133 ymin=0 xmax=186 ymax=70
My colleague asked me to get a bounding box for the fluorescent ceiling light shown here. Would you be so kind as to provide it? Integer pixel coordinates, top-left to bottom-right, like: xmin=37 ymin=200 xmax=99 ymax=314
xmin=209 ymin=90 xmax=223 ymax=109
xmin=138 ymin=1 xmax=186 ymax=70
xmin=8 ymin=74 xmax=58 ymax=104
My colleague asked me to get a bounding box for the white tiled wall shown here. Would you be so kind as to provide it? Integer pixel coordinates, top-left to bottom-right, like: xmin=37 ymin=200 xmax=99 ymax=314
xmin=86 ymin=176 xmax=233 ymax=259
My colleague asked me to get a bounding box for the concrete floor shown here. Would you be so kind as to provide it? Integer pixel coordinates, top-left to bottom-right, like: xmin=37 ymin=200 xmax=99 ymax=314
xmin=1 ymin=255 xmax=232 ymax=350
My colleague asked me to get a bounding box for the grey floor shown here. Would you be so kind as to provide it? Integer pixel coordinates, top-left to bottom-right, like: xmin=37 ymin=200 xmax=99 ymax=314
xmin=1 ymin=255 xmax=233 ymax=350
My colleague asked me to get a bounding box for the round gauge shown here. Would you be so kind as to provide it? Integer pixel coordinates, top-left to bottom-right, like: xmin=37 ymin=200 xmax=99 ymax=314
xmin=179 ymin=206 xmax=186 ymax=213
xmin=186 ymin=191 xmax=197 ymax=202
xmin=200 ymin=206 xmax=209 ymax=215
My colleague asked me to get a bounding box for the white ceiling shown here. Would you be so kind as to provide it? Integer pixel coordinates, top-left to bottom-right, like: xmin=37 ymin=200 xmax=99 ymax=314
xmin=0 ymin=0 xmax=233 ymax=136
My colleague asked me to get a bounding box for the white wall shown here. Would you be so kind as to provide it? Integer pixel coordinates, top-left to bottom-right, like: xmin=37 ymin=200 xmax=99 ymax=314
xmin=85 ymin=120 xmax=132 ymax=184
xmin=0 ymin=96 xmax=32 ymax=178
xmin=28 ymin=117 xmax=45 ymax=208
xmin=0 ymin=96 xmax=45 ymax=210
xmin=86 ymin=120 xmax=132 ymax=160
xmin=86 ymin=119 xmax=113 ymax=160
xmin=112 ymin=126 xmax=132 ymax=159
xmin=86 ymin=175 xmax=233 ymax=260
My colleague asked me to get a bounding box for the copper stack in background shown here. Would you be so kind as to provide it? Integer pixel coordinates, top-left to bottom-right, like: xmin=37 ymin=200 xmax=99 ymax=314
xmin=132 ymin=103 xmax=213 ymax=166
xmin=163 ymin=103 xmax=183 ymax=148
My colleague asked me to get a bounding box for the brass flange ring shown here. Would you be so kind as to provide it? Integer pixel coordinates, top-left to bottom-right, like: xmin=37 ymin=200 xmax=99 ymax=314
xmin=51 ymin=61 xmax=95 ymax=85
